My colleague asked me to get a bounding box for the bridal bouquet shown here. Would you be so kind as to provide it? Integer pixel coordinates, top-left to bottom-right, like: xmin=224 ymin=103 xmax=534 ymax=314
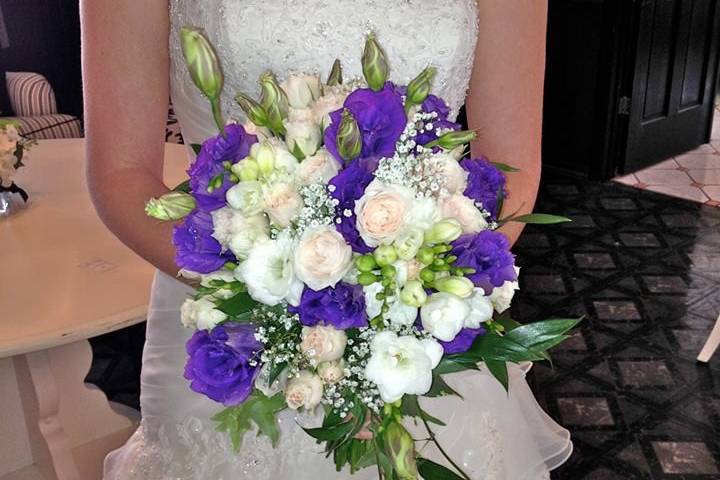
xmin=0 ymin=120 xmax=33 ymax=205
xmin=147 ymin=28 xmax=578 ymax=480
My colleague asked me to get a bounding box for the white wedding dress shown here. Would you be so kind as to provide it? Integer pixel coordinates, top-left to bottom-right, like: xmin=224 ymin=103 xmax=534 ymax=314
xmin=104 ymin=1 xmax=572 ymax=478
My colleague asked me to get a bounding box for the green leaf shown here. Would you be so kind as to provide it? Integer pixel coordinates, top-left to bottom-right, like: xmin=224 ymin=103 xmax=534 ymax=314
xmin=212 ymin=390 xmax=286 ymax=451
xmin=510 ymin=213 xmax=572 ymax=224
xmin=468 ymin=333 xmax=548 ymax=363
xmin=191 ymin=143 xmax=202 ymax=155
xmin=268 ymin=362 xmax=287 ymax=386
xmin=417 ymin=458 xmax=464 ymax=480
xmin=490 ymin=161 xmax=520 ymax=173
xmin=434 ymin=355 xmax=480 ymax=375
xmin=172 ymin=179 xmax=192 ymax=193
xmin=216 ymin=291 xmax=257 ymax=320
xmin=303 ymin=420 xmax=355 ymax=442
xmin=401 ymin=395 xmax=446 ymax=426
xmin=484 ymin=359 xmax=509 ymax=391
xmin=425 ymin=372 xmax=462 ymax=398
xmin=494 ymin=313 xmax=522 ymax=332
xmin=504 ymin=318 xmax=581 ymax=350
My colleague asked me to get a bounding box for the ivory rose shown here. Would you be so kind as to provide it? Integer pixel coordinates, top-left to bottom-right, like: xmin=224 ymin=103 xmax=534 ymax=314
xmin=285 ymin=370 xmax=324 ymax=410
xmin=297 ymin=148 xmax=340 ymax=185
xmin=262 ymin=181 xmax=302 ymax=227
xmin=440 ymin=193 xmax=489 ymax=234
xmin=354 ymin=180 xmax=413 ymax=247
xmin=294 ymin=226 xmax=353 ymax=291
xmin=300 ymin=325 xmax=347 ymax=364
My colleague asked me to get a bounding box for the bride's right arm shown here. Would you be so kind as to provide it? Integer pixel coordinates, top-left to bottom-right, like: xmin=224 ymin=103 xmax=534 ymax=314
xmin=81 ymin=0 xmax=179 ymax=277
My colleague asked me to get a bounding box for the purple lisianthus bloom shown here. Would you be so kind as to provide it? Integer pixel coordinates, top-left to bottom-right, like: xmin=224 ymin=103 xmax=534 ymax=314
xmin=414 ymin=94 xmax=461 ymax=147
xmin=188 ymin=124 xmax=257 ymax=211
xmin=439 ymin=326 xmax=486 ymax=354
xmin=184 ymin=322 xmax=262 ymax=406
xmin=325 ymin=83 xmax=406 ymax=162
xmin=289 ymin=282 xmax=368 ymax=330
xmin=460 ymin=156 xmax=507 ymax=219
xmin=173 ymin=209 xmax=234 ymax=273
xmin=328 ymin=157 xmax=378 ymax=253
xmin=451 ymin=231 xmax=517 ymax=294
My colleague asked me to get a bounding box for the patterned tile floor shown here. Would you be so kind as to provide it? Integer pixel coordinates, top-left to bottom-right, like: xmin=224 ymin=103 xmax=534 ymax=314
xmin=614 ymin=106 xmax=720 ymax=207
xmin=87 ymin=173 xmax=720 ymax=480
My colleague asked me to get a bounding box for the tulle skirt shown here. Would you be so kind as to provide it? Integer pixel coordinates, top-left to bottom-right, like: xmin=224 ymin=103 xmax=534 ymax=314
xmin=104 ymin=271 xmax=572 ymax=479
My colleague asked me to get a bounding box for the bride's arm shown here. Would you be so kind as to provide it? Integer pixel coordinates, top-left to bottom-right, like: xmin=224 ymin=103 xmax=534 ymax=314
xmin=81 ymin=0 xmax=179 ymax=276
xmin=466 ymin=0 xmax=548 ymax=246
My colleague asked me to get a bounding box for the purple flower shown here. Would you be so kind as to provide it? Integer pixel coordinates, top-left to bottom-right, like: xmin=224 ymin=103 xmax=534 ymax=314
xmin=451 ymin=231 xmax=517 ymax=294
xmin=188 ymin=124 xmax=257 ymax=211
xmin=460 ymin=157 xmax=506 ymax=219
xmin=289 ymin=282 xmax=368 ymax=330
xmin=439 ymin=327 xmax=486 ymax=354
xmin=184 ymin=323 xmax=262 ymax=406
xmin=325 ymin=83 xmax=406 ymax=162
xmin=172 ymin=209 xmax=234 ymax=273
xmin=328 ymin=157 xmax=378 ymax=253
xmin=415 ymin=94 xmax=461 ymax=148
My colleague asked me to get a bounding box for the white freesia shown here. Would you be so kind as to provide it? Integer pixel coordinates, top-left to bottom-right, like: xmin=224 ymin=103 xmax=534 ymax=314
xmin=226 ymin=181 xmax=265 ymax=216
xmin=317 ymin=360 xmax=345 ymax=384
xmin=440 ymin=193 xmax=489 ymax=234
xmin=433 ymin=152 xmax=468 ymax=194
xmin=284 ymin=121 xmax=321 ymax=158
xmin=420 ymin=292 xmax=471 ymax=342
xmin=365 ymin=331 xmax=442 ymax=403
xmin=297 ymin=148 xmax=340 ymax=185
xmin=180 ymin=298 xmax=227 ymax=330
xmin=363 ymin=282 xmax=384 ymax=319
xmin=406 ymin=196 xmax=441 ymax=234
xmin=235 ymin=232 xmax=303 ymax=306
xmin=466 ymin=288 xmax=495 ymax=328
xmin=294 ymin=226 xmax=353 ymax=291
xmin=385 ymin=298 xmax=418 ymax=327
xmin=312 ymin=91 xmax=347 ymax=129
xmin=210 ymin=207 xmax=269 ymax=260
xmin=394 ymin=228 xmax=425 ymax=261
xmin=281 ymin=74 xmax=321 ymax=109
xmin=489 ymin=267 xmax=520 ymax=313
xmin=198 ymin=269 xmax=237 ymax=300
xmin=300 ymin=325 xmax=347 ymax=364
xmin=355 ymin=180 xmax=413 ymax=247
xmin=285 ymin=370 xmax=324 ymax=410
xmin=262 ymin=180 xmax=302 ymax=228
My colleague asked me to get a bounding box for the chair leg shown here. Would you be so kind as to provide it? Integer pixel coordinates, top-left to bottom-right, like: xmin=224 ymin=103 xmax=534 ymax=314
xmin=697 ymin=313 xmax=720 ymax=363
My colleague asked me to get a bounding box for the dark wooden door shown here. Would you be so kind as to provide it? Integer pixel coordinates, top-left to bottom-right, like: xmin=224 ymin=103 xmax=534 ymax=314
xmin=623 ymin=0 xmax=720 ymax=172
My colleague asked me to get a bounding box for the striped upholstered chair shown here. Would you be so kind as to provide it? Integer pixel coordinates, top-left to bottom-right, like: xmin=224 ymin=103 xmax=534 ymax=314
xmin=3 ymin=71 xmax=83 ymax=139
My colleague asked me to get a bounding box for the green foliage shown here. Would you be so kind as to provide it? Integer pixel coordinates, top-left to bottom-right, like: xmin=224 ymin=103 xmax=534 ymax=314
xmin=401 ymin=395 xmax=446 ymax=426
xmin=172 ymin=179 xmax=192 ymax=193
xmin=510 ymin=213 xmax=572 ymax=224
xmin=425 ymin=371 xmax=462 ymax=398
xmin=212 ymin=391 xmax=286 ymax=451
xmin=216 ymin=290 xmax=257 ymax=321
xmin=484 ymin=359 xmax=509 ymax=391
xmin=190 ymin=143 xmax=202 ymax=155
xmin=417 ymin=458 xmax=465 ymax=480
xmin=490 ymin=161 xmax=520 ymax=173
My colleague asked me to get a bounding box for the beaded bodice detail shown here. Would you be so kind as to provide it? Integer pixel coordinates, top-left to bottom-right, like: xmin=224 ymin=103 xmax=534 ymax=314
xmin=168 ymin=0 xmax=479 ymax=145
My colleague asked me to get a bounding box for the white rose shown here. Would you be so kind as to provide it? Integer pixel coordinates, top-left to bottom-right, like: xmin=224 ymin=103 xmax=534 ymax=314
xmin=235 ymin=232 xmax=303 ymax=306
xmin=317 ymin=360 xmax=345 ymax=384
xmin=489 ymin=267 xmax=520 ymax=313
xmin=312 ymin=91 xmax=347 ymax=129
xmin=226 ymin=181 xmax=265 ymax=216
xmin=285 ymin=370 xmax=324 ymax=410
xmin=262 ymin=181 xmax=302 ymax=228
xmin=294 ymin=226 xmax=352 ymax=291
xmin=180 ymin=298 xmax=227 ymax=330
xmin=365 ymin=331 xmax=442 ymax=403
xmin=281 ymin=74 xmax=321 ymax=109
xmin=297 ymin=148 xmax=340 ymax=185
xmin=355 ymin=180 xmax=413 ymax=247
xmin=211 ymin=207 xmax=269 ymax=260
xmin=300 ymin=325 xmax=347 ymax=364
xmin=420 ymin=292 xmax=471 ymax=342
xmin=284 ymin=121 xmax=322 ymax=158
xmin=433 ymin=153 xmax=468 ymax=194
xmin=440 ymin=194 xmax=489 ymax=234
xmin=466 ymin=288 xmax=494 ymax=328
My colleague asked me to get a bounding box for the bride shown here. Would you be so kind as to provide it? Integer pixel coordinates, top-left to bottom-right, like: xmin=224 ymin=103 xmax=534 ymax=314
xmin=82 ymin=0 xmax=571 ymax=478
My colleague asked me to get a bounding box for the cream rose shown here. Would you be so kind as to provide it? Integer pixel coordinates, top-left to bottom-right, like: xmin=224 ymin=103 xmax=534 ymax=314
xmin=312 ymin=91 xmax=347 ymax=129
xmin=355 ymin=180 xmax=413 ymax=247
xmin=440 ymin=194 xmax=489 ymax=234
xmin=317 ymin=360 xmax=345 ymax=384
xmin=281 ymin=74 xmax=321 ymax=109
xmin=300 ymin=325 xmax=347 ymax=364
xmin=285 ymin=370 xmax=324 ymax=410
xmin=294 ymin=226 xmax=353 ymax=291
xmin=284 ymin=121 xmax=321 ymax=158
xmin=262 ymin=181 xmax=302 ymax=227
xmin=433 ymin=153 xmax=468 ymax=194
xmin=297 ymin=148 xmax=340 ymax=185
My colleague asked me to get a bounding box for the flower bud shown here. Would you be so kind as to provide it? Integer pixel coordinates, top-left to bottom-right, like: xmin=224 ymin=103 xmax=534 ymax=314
xmin=425 ymin=219 xmax=463 ymax=245
xmin=384 ymin=421 xmax=419 ymax=480
xmin=231 ymin=158 xmax=260 ymax=182
xmin=400 ymin=280 xmax=428 ymax=307
xmin=358 ymin=272 xmax=379 ymax=286
xmin=326 ymin=59 xmax=343 ymax=86
xmin=355 ymin=254 xmax=377 ymax=273
xmin=419 ymin=268 xmax=435 ymax=284
xmin=336 ymin=109 xmax=362 ymax=163
xmin=145 ymin=191 xmax=196 ymax=221
xmin=362 ymin=34 xmax=389 ymax=92
xmin=406 ymin=66 xmax=437 ymax=106
xmin=425 ymin=130 xmax=478 ymax=150
xmin=180 ymin=27 xmax=223 ymax=101
xmin=252 ymin=141 xmax=276 ymax=175
xmin=374 ymin=245 xmax=398 ymax=267
xmin=394 ymin=228 xmax=424 ymax=261
xmin=434 ymin=276 xmax=474 ymax=299
xmin=260 ymin=72 xmax=290 ymax=135
xmin=416 ymin=247 xmax=435 ymax=265
xmin=235 ymin=93 xmax=269 ymax=127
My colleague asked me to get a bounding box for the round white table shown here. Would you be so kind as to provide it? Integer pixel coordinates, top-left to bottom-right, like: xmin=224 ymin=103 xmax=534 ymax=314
xmin=0 ymin=139 xmax=188 ymax=480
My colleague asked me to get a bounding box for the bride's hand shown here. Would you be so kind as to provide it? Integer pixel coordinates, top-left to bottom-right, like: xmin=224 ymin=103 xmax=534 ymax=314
xmin=352 ymin=412 xmax=374 ymax=440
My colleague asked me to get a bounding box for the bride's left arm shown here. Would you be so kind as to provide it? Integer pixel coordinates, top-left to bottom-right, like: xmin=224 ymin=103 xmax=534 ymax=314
xmin=466 ymin=0 xmax=548 ymax=246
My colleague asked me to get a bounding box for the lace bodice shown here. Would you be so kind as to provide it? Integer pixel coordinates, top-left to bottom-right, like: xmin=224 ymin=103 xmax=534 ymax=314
xmin=169 ymin=0 xmax=479 ymax=145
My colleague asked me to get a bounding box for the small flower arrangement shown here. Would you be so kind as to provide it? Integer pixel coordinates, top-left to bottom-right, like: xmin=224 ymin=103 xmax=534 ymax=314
xmin=147 ymin=27 xmax=578 ymax=480
xmin=0 ymin=119 xmax=33 ymax=206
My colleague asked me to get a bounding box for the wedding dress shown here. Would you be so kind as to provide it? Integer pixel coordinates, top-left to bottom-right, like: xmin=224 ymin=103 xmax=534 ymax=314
xmin=104 ymin=1 xmax=572 ymax=478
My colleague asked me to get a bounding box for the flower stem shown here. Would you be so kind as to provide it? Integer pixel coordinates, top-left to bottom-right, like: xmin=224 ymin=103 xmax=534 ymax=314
xmin=419 ymin=410 xmax=472 ymax=480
